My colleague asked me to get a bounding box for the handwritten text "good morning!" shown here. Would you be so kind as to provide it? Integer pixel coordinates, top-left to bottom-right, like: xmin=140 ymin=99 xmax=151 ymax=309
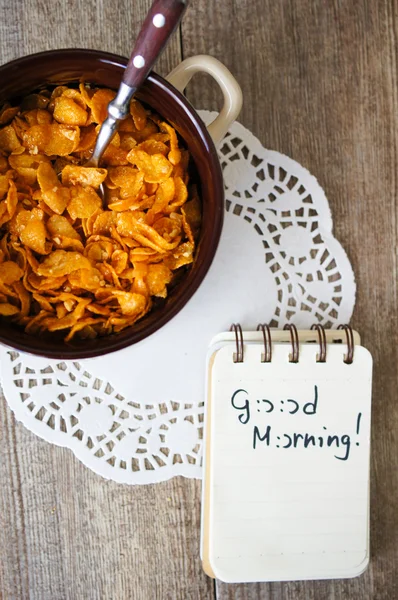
xmin=230 ymin=386 xmax=362 ymax=461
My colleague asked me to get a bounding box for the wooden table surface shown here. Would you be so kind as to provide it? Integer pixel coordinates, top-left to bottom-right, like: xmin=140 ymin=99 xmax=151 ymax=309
xmin=0 ymin=0 xmax=397 ymax=598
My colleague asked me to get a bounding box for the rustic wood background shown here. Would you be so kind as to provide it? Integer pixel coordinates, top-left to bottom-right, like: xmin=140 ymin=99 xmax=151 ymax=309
xmin=0 ymin=0 xmax=397 ymax=598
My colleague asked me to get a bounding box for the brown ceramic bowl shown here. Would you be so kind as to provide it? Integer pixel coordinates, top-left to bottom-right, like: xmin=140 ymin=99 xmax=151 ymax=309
xmin=0 ymin=49 xmax=242 ymax=359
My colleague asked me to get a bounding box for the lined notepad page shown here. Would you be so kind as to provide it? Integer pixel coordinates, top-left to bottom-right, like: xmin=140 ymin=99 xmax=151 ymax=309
xmin=205 ymin=342 xmax=372 ymax=583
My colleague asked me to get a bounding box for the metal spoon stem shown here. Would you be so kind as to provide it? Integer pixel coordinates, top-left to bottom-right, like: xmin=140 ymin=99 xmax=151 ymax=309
xmin=85 ymin=0 xmax=188 ymax=185
xmin=86 ymin=82 xmax=134 ymax=168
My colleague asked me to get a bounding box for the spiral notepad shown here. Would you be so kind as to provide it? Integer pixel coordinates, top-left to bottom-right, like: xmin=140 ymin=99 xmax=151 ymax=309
xmin=201 ymin=325 xmax=372 ymax=583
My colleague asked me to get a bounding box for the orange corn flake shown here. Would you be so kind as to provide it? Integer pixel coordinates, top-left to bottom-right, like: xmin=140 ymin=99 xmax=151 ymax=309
xmin=160 ymin=122 xmax=181 ymax=166
xmin=0 ymin=125 xmax=23 ymax=153
xmin=13 ymin=280 xmax=31 ymax=317
xmin=91 ymin=211 xmax=118 ymax=235
xmin=112 ymin=290 xmax=147 ymax=316
xmin=137 ymin=139 xmax=169 ymax=156
xmin=68 ymin=267 xmax=104 ymax=291
xmin=119 ymin=132 xmax=137 ymax=152
xmin=126 ymin=149 xmax=173 ymax=183
xmin=47 ymin=214 xmax=82 ymax=241
xmin=61 ymin=165 xmax=107 ymax=188
xmin=75 ymin=124 xmax=97 ymax=153
xmin=167 ymin=176 xmax=188 ymax=212
xmin=24 ymin=109 xmax=52 ymax=126
xmin=61 ymin=89 xmax=87 ymax=109
xmin=0 ymin=84 xmax=201 ymax=341
xmin=0 ymin=180 xmax=20 ymax=228
xmin=146 ymin=264 xmax=173 ymax=298
xmin=0 ymin=105 xmax=20 ymax=126
xmin=130 ymin=99 xmax=147 ymax=131
xmin=23 ymin=123 xmax=80 ymax=156
xmin=53 ymin=96 xmax=88 ymax=127
xmin=0 ymin=175 xmax=10 ymax=199
xmin=0 ymin=302 xmax=19 ymax=316
xmin=20 ymin=219 xmax=50 ymax=255
xmin=67 ymin=185 xmax=102 ymax=219
xmin=37 ymin=250 xmax=91 ymax=277
xmin=9 ymin=152 xmax=50 ymax=180
xmin=108 ymin=166 xmax=141 ymax=188
xmin=89 ymin=89 xmax=116 ymax=124
xmin=0 ymin=261 xmax=23 ymax=284
xmin=37 ymin=162 xmax=70 ymax=214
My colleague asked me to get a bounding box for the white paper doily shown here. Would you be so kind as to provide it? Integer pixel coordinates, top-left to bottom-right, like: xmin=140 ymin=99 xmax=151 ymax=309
xmin=0 ymin=111 xmax=356 ymax=484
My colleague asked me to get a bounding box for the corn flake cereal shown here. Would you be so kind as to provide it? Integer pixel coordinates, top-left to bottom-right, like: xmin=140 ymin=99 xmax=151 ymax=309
xmin=0 ymin=85 xmax=201 ymax=341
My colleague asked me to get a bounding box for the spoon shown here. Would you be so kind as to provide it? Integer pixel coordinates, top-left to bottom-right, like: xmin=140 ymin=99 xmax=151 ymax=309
xmin=85 ymin=0 xmax=188 ymax=199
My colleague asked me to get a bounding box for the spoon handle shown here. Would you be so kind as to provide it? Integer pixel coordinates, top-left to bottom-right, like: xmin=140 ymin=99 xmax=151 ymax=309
xmin=87 ymin=0 xmax=187 ymax=170
xmin=123 ymin=0 xmax=188 ymax=90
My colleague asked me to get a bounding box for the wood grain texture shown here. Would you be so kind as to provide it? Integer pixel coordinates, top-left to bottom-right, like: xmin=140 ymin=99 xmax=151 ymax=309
xmin=182 ymin=0 xmax=398 ymax=598
xmin=1 ymin=0 xmax=181 ymax=76
xmin=0 ymin=396 xmax=211 ymax=600
xmin=1 ymin=0 xmax=398 ymax=598
xmin=0 ymin=1 xmax=212 ymax=599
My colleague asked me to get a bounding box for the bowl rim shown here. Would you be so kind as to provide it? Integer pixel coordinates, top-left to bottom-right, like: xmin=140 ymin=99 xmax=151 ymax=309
xmin=0 ymin=48 xmax=224 ymax=359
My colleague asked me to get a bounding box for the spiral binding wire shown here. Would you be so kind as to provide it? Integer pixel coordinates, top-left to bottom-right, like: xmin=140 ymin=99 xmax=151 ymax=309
xmin=257 ymin=323 xmax=272 ymax=362
xmin=283 ymin=324 xmax=300 ymax=363
xmin=337 ymin=324 xmax=355 ymax=364
xmin=229 ymin=323 xmax=355 ymax=364
xmin=311 ymin=324 xmax=327 ymax=363
xmin=230 ymin=323 xmax=244 ymax=363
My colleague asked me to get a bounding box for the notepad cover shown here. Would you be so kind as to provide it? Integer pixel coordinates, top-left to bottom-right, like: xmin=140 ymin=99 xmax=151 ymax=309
xmin=202 ymin=337 xmax=372 ymax=583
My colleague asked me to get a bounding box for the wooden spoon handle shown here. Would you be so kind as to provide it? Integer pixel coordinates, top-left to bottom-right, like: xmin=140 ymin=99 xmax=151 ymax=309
xmin=123 ymin=0 xmax=188 ymax=90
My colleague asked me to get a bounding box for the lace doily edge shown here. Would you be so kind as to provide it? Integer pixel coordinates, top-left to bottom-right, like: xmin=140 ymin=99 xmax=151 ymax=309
xmin=199 ymin=110 xmax=334 ymax=233
xmin=0 ymin=360 xmax=202 ymax=484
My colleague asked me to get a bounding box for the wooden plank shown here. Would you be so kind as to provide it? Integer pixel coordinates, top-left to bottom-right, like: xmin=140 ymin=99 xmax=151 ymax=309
xmin=181 ymin=0 xmax=398 ymax=598
xmin=0 ymin=1 xmax=213 ymax=599
xmin=1 ymin=0 xmax=398 ymax=597
xmin=0 ymin=398 xmax=212 ymax=599
xmin=0 ymin=0 xmax=181 ymax=77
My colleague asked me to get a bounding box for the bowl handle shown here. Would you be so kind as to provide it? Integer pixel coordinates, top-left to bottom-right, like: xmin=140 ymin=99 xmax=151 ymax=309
xmin=166 ymin=55 xmax=243 ymax=145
